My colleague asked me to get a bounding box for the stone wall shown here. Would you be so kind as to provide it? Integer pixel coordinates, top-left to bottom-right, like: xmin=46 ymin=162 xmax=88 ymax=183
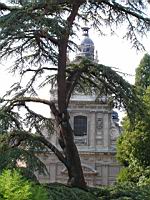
xmin=37 ymin=151 xmax=121 ymax=186
xmin=36 ymin=97 xmax=122 ymax=186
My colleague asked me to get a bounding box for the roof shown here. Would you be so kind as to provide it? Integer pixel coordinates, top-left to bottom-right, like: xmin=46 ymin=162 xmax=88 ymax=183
xmin=81 ymin=37 xmax=94 ymax=46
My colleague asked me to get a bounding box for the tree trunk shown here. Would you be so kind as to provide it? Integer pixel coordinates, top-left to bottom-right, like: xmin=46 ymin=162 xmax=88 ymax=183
xmin=54 ymin=35 xmax=86 ymax=187
xmin=60 ymin=116 xmax=86 ymax=188
xmin=50 ymin=101 xmax=86 ymax=188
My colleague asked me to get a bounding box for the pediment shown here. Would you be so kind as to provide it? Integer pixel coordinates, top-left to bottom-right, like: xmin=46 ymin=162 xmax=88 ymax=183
xmin=61 ymin=164 xmax=97 ymax=176
xmin=82 ymin=164 xmax=98 ymax=175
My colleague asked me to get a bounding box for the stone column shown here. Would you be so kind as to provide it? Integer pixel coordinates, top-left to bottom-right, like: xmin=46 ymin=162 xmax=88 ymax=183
xmin=50 ymin=164 xmax=56 ymax=182
xmin=89 ymin=111 xmax=96 ymax=147
xmin=103 ymin=112 xmax=109 ymax=149
xmin=101 ymin=164 xmax=108 ymax=185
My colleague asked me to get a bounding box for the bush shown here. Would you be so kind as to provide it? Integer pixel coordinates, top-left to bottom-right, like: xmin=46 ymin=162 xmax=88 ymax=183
xmin=0 ymin=169 xmax=48 ymax=200
xmin=42 ymin=182 xmax=150 ymax=200
xmin=117 ymin=167 xmax=133 ymax=183
xmin=1 ymin=171 xmax=149 ymax=200
xmin=46 ymin=183 xmax=97 ymax=200
xmin=31 ymin=184 xmax=48 ymax=200
xmin=96 ymin=183 xmax=150 ymax=200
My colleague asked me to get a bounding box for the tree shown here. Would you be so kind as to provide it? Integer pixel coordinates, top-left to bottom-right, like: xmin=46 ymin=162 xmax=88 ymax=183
xmin=117 ymin=116 xmax=150 ymax=184
xmin=135 ymin=53 xmax=150 ymax=92
xmin=0 ymin=0 xmax=149 ymax=188
xmin=117 ymin=54 xmax=150 ymax=185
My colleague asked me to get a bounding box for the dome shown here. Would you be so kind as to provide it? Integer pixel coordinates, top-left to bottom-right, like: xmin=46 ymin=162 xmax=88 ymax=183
xmin=77 ymin=27 xmax=95 ymax=60
xmin=81 ymin=37 xmax=94 ymax=46
xmin=112 ymin=111 xmax=119 ymax=122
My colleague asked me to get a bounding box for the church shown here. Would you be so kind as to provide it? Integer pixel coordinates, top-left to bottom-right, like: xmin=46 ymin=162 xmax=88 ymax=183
xmin=36 ymin=28 xmax=122 ymax=186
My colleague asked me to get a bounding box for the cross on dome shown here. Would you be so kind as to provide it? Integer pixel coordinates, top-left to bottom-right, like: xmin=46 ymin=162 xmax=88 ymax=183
xmin=82 ymin=27 xmax=90 ymax=36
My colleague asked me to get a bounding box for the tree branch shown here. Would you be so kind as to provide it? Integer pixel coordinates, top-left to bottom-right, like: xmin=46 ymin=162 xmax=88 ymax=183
xmin=22 ymin=67 xmax=57 ymax=75
xmin=101 ymin=0 xmax=150 ymax=23
xmin=67 ymin=2 xmax=82 ymax=28
xmin=24 ymin=104 xmax=50 ymax=120
xmin=66 ymin=69 xmax=82 ymax=106
xmin=34 ymin=30 xmax=58 ymax=46
xmin=4 ymin=96 xmax=63 ymax=127
xmin=4 ymin=97 xmax=52 ymax=111
xmin=9 ymin=131 xmax=68 ymax=167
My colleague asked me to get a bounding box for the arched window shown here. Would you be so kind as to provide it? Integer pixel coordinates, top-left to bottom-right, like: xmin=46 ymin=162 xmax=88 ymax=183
xmin=74 ymin=116 xmax=87 ymax=136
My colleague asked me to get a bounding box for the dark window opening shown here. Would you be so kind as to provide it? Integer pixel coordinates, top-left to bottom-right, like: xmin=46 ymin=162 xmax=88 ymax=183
xmin=74 ymin=116 xmax=87 ymax=136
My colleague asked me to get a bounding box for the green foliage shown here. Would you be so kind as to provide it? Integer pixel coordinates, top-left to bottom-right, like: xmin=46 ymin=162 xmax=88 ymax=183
xmin=0 ymin=0 xmax=150 ymax=187
xmin=30 ymin=184 xmax=49 ymax=200
xmin=135 ymin=54 xmax=150 ymax=91
xmin=117 ymin=54 xmax=150 ymax=185
xmin=97 ymin=183 xmax=150 ymax=200
xmin=0 ymin=169 xmax=31 ymax=200
xmin=0 ymin=169 xmax=48 ymax=200
xmin=45 ymin=183 xmax=150 ymax=200
xmin=0 ymin=105 xmax=51 ymax=181
xmin=117 ymin=118 xmax=150 ymax=184
xmin=117 ymin=122 xmax=150 ymax=165
xmin=111 ymin=183 xmax=150 ymax=200
xmin=0 ymin=128 xmax=49 ymax=181
xmin=117 ymin=168 xmax=131 ymax=183
xmin=46 ymin=184 xmax=97 ymax=200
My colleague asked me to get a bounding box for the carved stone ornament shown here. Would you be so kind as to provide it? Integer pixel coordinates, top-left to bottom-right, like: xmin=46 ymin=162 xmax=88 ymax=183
xmin=74 ymin=136 xmax=87 ymax=145
xmin=97 ymin=118 xmax=103 ymax=129
xmin=110 ymin=129 xmax=119 ymax=141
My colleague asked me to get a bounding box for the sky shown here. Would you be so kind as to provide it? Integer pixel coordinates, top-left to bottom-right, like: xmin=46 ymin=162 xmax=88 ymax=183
xmin=0 ymin=0 xmax=149 ymax=94
xmin=0 ymin=31 xmax=147 ymax=96
xmin=0 ymin=29 xmax=148 ymax=120
xmin=78 ymin=29 xmax=149 ymax=84
xmin=0 ymin=0 xmax=150 ymax=120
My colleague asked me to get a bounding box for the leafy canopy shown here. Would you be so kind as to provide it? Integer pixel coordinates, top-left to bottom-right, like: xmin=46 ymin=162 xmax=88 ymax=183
xmin=0 ymin=0 xmax=149 ymax=183
xmin=117 ymin=54 xmax=150 ymax=185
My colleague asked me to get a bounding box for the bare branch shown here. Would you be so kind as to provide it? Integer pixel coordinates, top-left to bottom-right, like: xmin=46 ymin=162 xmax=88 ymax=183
xmin=22 ymin=67 xmax=57 ymax=75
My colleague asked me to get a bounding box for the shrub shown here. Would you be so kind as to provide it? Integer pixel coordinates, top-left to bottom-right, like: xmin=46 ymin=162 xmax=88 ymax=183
xmin=43 ymin=182 xmax=150 ymax=200
xmin=0 ymin=169 xmax=48 ymax=200
xmin=1 ymin=171 xmax=149 ymax=200
xmin=96 ymin=183 xmax=150 ymax=200
xmin=31 ymin=184 xmax=48 ymax=200
xmin=46 ymin=183 xmax=97 ymax=200
xmin=117 ymin=167 xmax=133 ymax=183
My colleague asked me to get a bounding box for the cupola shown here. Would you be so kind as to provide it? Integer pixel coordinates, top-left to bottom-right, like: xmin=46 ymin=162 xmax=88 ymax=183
xmin=77 ymin=27 xmax=95 ymax=60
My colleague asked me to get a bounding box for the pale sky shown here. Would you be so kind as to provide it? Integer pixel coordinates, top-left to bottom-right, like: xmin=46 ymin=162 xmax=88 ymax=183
xmin=0 ymin=0 xmax=149 ymax=95
xmin=0 ymin=32 xmax=146 ymax=95
xmin=0 ymin=1 xmax=150 ymax=120
xmin=78 ymin=29 xmax=149 ymax=84
xmin=0 ymin=31 xmax=147 ymax=120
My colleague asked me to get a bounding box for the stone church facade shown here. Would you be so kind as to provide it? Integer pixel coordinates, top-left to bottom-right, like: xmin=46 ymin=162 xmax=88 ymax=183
xmin=36 ymin=28 xmax=122 ymax=186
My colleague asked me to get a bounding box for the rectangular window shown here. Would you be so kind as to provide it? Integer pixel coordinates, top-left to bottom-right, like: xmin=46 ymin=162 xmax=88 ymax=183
xmin=74 ymin=116 xmax=87 ymax=136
